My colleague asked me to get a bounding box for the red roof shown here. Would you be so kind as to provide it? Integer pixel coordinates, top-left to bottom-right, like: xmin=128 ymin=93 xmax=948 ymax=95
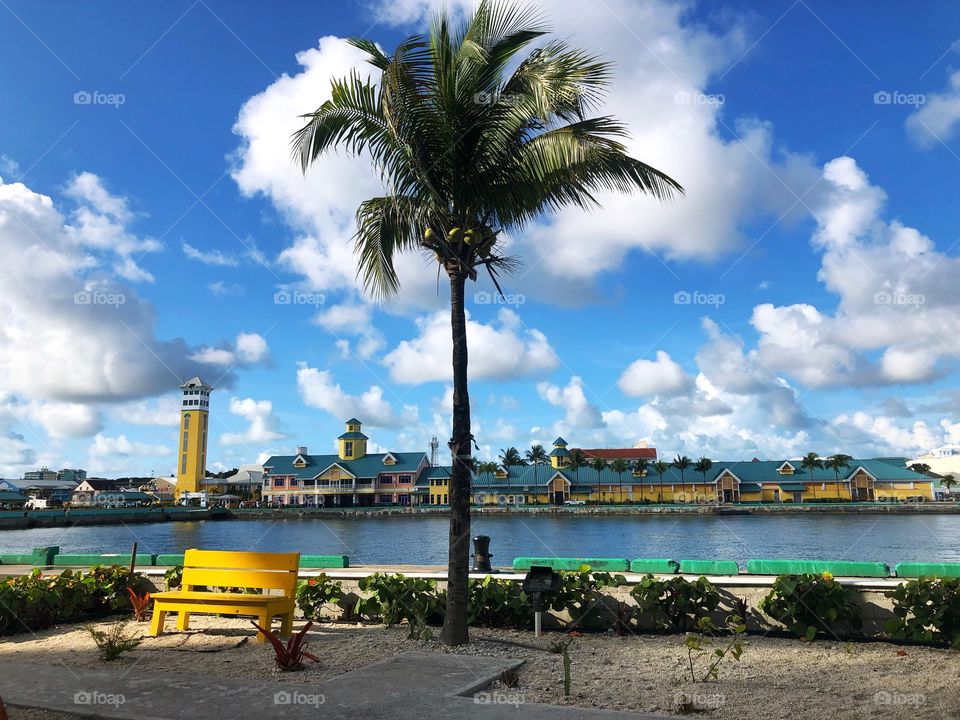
xmin=574 ymin=448 xmax=658 ymax=460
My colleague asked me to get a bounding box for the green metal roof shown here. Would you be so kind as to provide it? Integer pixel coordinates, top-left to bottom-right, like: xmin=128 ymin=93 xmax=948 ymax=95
xmin=337 ymin=431 xmax=368 ymax=440
xmin=0 ymin=490 xmax=27 ymax=502
xmin=738 ymin=483 xmax=762 ymax=492
xmin=264 ymin=452 xmax=427 ymax=480
xmin=345 ymin=418 xmax=362 ymax=425
xmin=553 ymin=437 xmax=567 ymax=446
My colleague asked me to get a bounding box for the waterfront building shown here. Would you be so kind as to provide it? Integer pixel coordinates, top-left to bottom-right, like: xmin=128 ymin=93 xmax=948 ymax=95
xmin=201 ymin=464 xmax=265 ymax=500
xmin=23 ymin=468 xmax=58 ymax=484
xmin=175 ymin=376 xmax=212 ymax=499
xmin=261 ymin=419 xmax=936 ymax=506
xmin=71 ymin=478 xmax=130 ymax=506
xmin=57 ymin=468 xmax=87 ymax=483
xmin=2 ymin=477 xmax=76 ymax=503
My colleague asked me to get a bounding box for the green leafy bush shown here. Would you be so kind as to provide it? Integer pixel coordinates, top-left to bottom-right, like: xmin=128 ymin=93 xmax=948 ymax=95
xmin=468 ymin=576 xmax=534 ymax=629
xmin=87 ymin=621 xmax=142 ymax=661
xmin=0 ymin=566 xmax=144 ymax=636
xmin=163 ymin=565 xmax=183 ymax=589
xmin=885 ymin=577 xmax=960 ymax=648
xmin=354 ymin=573 xmax=446 ymax=626
xmin=296 ymin=574 xmax=344 ymax=621
xmin=550 ymin=571 xmax=627 ymax=630
xmin=760 ymin=573 xmax=863 ymax=641
xmin=630 ymin=575 xmax=720 ymax=632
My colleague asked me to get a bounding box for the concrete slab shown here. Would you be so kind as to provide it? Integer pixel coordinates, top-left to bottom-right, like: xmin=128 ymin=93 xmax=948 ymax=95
xmin=0 ymin=653 xmax=665 ymax=720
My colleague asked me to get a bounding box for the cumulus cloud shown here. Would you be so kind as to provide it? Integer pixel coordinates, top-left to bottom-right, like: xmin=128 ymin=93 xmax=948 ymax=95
xmin=383 ymin=308 xmax=558 ymax=384
xmin=112 ymin=397 xmax=181 ymax=426
xmin=190 ymin=332 xmax=270 ymax=367
xmin=296 ymin=364 xmax=419 ymax=428
xmin=220 ymin=397 xmax=286 ymax=446
xmin=314 ymin=303 xmax=385 ymax=360
xmin=906 ymin=70 xmax=960 ymax=148
xmin=537 ymin=376 xmax=604 ymax=430
xmin=88 ymin=434 xmax=172 ymax=461
xmin=618 ymin=351 xmax=692 ymax=397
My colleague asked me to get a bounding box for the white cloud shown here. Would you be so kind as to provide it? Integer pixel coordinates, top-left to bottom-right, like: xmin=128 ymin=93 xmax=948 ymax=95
xmin=296 ymin=363 xmax=419 ymax=428
xmin=314 ymin=303 xmax=385 ymax=359
xmin=190 ymin=332 xmax=270 ymax=367
xmin=618 ymin=350 xmax=692 ymax=397
xmin=89 ymin=434 xmax=172 ymax=459
xmin=113 ymin=397 xmax=181 ymax=426
xmin=383 ymin=308 xmax=558 ymax=384
xmin=182 ymin=242 xmax=239 ymax=267
xmin=235 ymin=332 xmax=270 ymax=363
xmin=906 ymin=70 xmax=960 ymax=148
xmin=208 ymin=281 xmax=245 ymax=296
xmin=220 ymin=397 xmax=286 ymax=446
xmin=537 ymin=376 xmax=604 ymax=430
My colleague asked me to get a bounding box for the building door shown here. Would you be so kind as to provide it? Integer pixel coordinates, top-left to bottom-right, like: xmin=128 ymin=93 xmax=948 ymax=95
xmin=553 ymin=491 xmax=565 ymax=504
xmin=722 ymin=489 xmax=733 ymax=503
xmin=792 ymin=491 xmax=803 ymax=503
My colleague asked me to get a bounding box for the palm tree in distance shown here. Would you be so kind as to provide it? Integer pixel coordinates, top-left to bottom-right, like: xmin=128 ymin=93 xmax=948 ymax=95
xmin=652 ymin=460 xmax=669 ymax=503
xmin=825 ymin=454 xmax=852 ymax=501
xmin=693 ymin=457 xmax=713 ymax=503
xmin=633 ymin=458 xmax=649 ymax=502
xmin=568 ymin=449 xmax=587 ymax=485
xmin=525 ymin=444 xmax=548 ymax=484
xmin=475 ymin=461 xmax=499 ymax=475
xmin=800 ymin=452 xmax=822 ymax=500
xmin=673 ymin=455 xmax=692 ymax=503
xmin=909 ymin=462 xmax=932 ymax=475
xmin=610 ymin=458 xmax=629 ymax=503
xmin=942 ymin=474 xmax=956 ymax=497
xmin=499 ymin=447 xmax=526 ymax=467
xmin=293 ymin=0 xmax=683 ymax=646
xmin=589 ymin=456 xmax=607 ymax=502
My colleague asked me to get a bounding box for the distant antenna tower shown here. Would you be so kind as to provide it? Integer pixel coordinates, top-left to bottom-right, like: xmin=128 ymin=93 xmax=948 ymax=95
xmin=430 ymin=436 xmax=439 ymax=467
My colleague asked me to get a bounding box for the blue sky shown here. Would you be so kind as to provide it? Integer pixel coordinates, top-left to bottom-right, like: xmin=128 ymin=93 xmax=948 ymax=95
xmin=1 ymin=0 xmax=960 ymax=478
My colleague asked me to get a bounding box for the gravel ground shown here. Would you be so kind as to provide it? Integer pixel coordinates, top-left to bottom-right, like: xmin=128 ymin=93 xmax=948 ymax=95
xmin=1 ymin=617 xmax=958 ymax=719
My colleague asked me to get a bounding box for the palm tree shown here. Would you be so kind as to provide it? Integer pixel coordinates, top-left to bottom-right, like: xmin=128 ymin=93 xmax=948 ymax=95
xmin=499 ymin=447 xmax=526 ymax=467
xmin=652 ymin=460 xmax=669 ymax=503
xmin=673 ymin=455 xmax=692 ymax=503
xmin=632 ymin=458 xmax=649 ymax=503
xmin=909 ymin=462 xmax=932 ymax=475
xmin=800 ymin=452 xmax=822 ymax=500
xmin=589 ymin=456 xmax=607 ymax=502
xmin=475 ymin=461 xmax=499 ymax=475
xmin=825 ymin=454 xmax=852 ymax=500
xmin=293 ymin=1 xmax=682 ymax=646
xmin=610 ymin=458 xmax=629 ymax=503
xmin=525 ymin=444 xmax=547 ymax=483
xmin=694 ymin=457 xmax=713 ymax=503
xmin=568 ymin=449 xmax=587 ymax=484
xmin=942 ymin=474 xmax=956 ymax=497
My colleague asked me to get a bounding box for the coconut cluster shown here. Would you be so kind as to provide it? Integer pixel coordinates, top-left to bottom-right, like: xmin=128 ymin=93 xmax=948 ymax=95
xmin=423 ymin=225 xmax=497 ymax=265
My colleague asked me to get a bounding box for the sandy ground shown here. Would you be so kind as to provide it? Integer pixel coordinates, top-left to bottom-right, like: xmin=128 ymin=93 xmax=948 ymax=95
xmin=1 ymin=616 xmax=958 ymax=719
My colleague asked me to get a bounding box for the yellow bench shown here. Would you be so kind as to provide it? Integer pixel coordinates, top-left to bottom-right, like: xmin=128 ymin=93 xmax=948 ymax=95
xmin=150 ymin=549 xmax=300 ymax=642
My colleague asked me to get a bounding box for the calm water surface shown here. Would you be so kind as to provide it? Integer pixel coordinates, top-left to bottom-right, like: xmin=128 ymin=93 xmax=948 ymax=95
xmin=2 ymin=515 xmax=958 ymax=565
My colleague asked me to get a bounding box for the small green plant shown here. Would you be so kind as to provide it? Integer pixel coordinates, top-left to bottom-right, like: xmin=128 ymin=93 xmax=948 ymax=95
xmin=683 ymin=615 xmax=747 ymax=682
xmin=468 ymin=576 xmax=534 ymax=629
xmin=885 ymin=577 xmax=960 ymax=648
xmin=549 ymin=638 xmax=574 ymax=697
xmin=163 ymin=565 xmax=183 ymax=590
xmin=296 ymin=574 xmax=343 ymax=622
xmin=550 ymin=570 xmax=626 ymax=630
xmin=760 ymin=572 xmax=863 ymax=641
xmin=87 ymin=621 xmax=142 ymax=661
xmin=354 ymin=573 xmax=445 ymax=626
xmin=630 ymin=575 xmax=720 ymax=632
xmin=499 ymin=668 xmax=521 ymax=688
xmin=126 ymin=587 xmax=151 ymax=622
xmin=251 ymin=620 xmax=320 ymax=671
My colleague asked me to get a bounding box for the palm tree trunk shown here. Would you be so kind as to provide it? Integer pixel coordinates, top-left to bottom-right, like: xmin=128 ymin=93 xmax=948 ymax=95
xmin=440 ymin=267 xmax=471 ymax=647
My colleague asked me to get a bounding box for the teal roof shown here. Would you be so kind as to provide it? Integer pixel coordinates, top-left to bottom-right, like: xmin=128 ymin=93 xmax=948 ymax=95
xmin=739 ymin=483 xmax=762 ymax=492
xmin=264 ymin=452 xmax=427 ymax=480
xmin=345 ymin=418 xmax=362 ymax=425
xmin=338 ymin=431 xmax=368 ymax=440
xmin=549 ymin=447 xmax=569 ymax=457
xmin=553 ymin=437 xmax=567 ymax=446
xmin=0 ymin=490 xmax=27 ymax=502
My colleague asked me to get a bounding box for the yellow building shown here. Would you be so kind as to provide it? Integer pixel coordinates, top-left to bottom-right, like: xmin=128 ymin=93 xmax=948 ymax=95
xmin=175 ymin=376 xmax=212 ymax=499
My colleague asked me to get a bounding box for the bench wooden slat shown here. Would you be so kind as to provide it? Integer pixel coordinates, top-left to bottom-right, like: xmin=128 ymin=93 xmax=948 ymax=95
xmin=181 ymin=568 xmax=297 ymax=593
xmin=184 ymin=549 xmax=299 ymax=571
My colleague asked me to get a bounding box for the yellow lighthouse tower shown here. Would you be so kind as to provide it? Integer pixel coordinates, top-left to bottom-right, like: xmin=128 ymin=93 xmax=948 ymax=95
xmin=175 ymin=376 xmax=212 ymax=499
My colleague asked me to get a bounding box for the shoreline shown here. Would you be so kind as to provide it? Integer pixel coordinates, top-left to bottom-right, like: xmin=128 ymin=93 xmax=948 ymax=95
xmin=1 ymin=501 xmax=958 ymax=530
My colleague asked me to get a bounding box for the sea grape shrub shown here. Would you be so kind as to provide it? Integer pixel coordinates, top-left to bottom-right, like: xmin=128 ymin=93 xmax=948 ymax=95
xmin=163 ymin=565 xmax=183 ymax=590
xmin=296 ymin=574 xmax=344 ymax=621
xmin=354 ymin=573 xmax=446 ymax=627
xmin=87 ymin=565 xmax=145 ymax=611
xmin=630 ymin=575 xmax=721 ymax=632
xmin=760 ymin=573 xmax=863 ymax=641
xmin=550 ymin=571 xmax=627 ymax=630
xmin=467 ymin=576 xmax=534 ymax=629
xmin=885 ymin=577 xmax=960 ymax=648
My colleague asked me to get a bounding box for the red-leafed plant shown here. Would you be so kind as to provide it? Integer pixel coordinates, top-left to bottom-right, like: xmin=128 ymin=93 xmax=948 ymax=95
xmin=0 ymin=696 xmax=8 ymax=720
xmin=127 ymin=587 xmax=151 ymax=622
xmin=251 ymin=620 xmax=319 ymax=671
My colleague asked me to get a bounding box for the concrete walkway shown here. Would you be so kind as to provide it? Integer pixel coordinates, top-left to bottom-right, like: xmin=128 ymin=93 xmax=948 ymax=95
xmin=0 ymin=653 xmax=666 ymax=719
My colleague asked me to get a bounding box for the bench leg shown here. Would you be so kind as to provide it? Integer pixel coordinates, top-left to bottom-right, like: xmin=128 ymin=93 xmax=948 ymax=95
xmin=150 ymin=608 xmax=167 ymax=637
xmin=280 ymin=612 xmax=293 ymax=637
xmin=255 ymin=612 xmax=270 ymax=643
xmin=176 ymin=611 xmax=191 ymax=631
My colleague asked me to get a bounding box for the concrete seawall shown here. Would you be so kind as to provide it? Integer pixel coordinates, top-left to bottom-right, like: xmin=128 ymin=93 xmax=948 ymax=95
xmin=0 ymin=507 xmax=227 ymax=529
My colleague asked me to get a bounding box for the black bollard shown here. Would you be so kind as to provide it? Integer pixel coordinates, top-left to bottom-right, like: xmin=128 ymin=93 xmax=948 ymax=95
xmin=471 ymin=534 xmax=495 ymax=573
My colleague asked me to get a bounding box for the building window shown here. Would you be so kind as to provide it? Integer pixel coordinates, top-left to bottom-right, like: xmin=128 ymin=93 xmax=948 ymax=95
xmin=345 ymin=441 xmax=354 ymax=456
xmin=183 ymin=415 xmax=190 ymax=429
xmin=274 ymin=478 xmax=284 ymax=487
xmin=399 ymin=474 xmax=412 ymax=484
xmin=181 ymin=454 xmax=188 ymax=474
xmin=182 ymin=431 xmax=188 ymax=451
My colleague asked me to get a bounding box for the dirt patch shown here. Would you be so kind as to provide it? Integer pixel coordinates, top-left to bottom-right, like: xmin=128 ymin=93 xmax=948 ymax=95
xmin=1 ymin=617 xmax=958 ymax=718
